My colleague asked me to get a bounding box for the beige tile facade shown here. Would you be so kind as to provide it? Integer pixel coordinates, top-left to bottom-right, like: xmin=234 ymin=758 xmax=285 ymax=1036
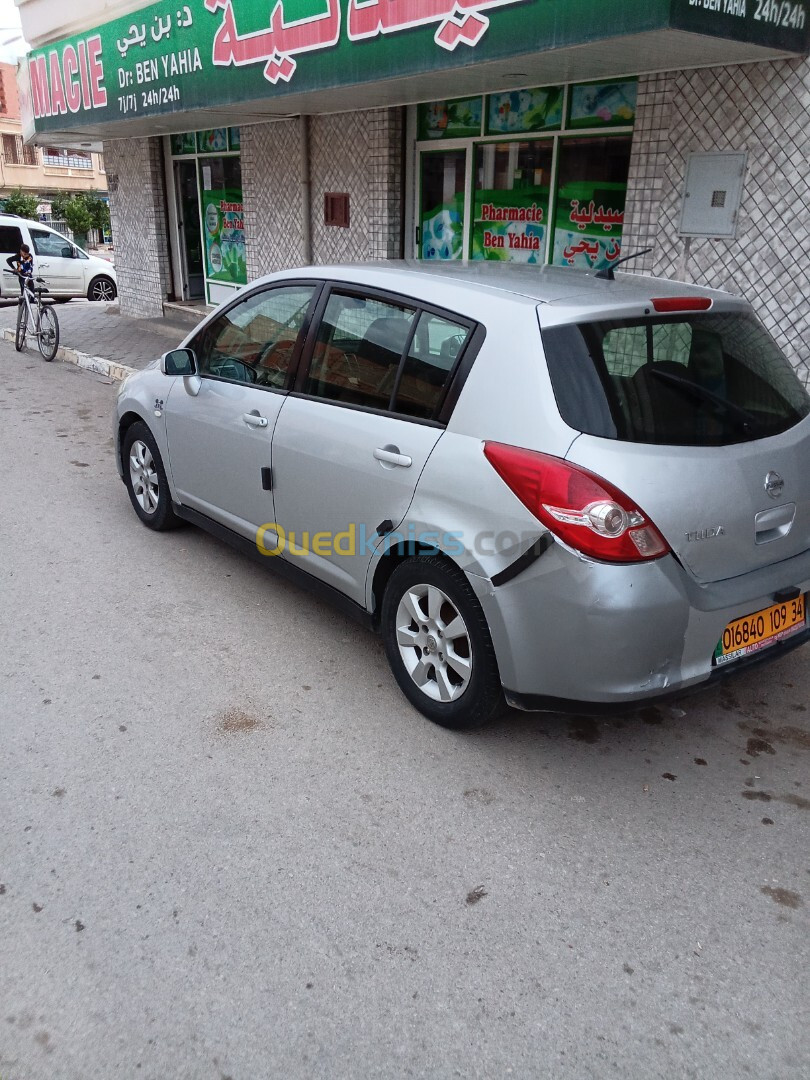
xmin=624 ymin=59 xmax=810 ymax=384
xmin=242 ymin=107 xmax=403 ymax=279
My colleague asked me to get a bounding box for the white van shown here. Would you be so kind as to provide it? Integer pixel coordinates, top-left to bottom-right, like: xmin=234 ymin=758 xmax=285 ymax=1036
xmin=0 ymin=214 xmax=117 ymax=302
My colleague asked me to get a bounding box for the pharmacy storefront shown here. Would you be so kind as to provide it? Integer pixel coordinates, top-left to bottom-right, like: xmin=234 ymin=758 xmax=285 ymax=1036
xmin=413 ymin=80 xmax=637 ymax=271
xmin=17 ymin=0 xmax=810 ymax=375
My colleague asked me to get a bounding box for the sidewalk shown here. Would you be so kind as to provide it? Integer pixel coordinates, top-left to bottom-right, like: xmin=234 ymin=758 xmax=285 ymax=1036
xmin=0 ymin=299 xmax=198 ymax=375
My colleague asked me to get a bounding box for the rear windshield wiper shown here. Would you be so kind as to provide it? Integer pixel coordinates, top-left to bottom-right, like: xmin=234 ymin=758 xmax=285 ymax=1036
xmin=648 ymin=367 xmax=764 ymax=437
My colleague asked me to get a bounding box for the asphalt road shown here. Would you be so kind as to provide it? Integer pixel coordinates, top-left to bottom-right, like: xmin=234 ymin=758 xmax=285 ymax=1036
xmin=1 ymin=347 xmax=808 ymax=1080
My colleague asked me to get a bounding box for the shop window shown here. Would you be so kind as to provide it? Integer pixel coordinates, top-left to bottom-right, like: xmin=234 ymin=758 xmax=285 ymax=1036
xmin=170 ymin=132 xmax=197 ymax=155
xmin=197 ymin=129 xmax=228 ymax=154
xmin=199 ymin=155 xmax=246 ymax=286
xmin=568 ymin=79 xmax=638 ymax=129
xmin=417 ymin=97 xmax=482 ymax=140
xmin=551 ymin=136 xmax=632 ymax=273
xmin=471 ymin=140 xmax=553 ymax=263
xmin=486 ymin=86 xmax=563 ymax=135
xmin=420 ymin=150 xmax=466 ymax=261
xmin=324 ymin=193 xmax=350 ymax=228
xmin=304 ymin=292 xmax=416 ymax=410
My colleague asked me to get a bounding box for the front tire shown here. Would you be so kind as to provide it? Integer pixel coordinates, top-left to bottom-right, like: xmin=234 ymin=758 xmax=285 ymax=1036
xmin=38 ymin=305 xmax=59 ymax=361
xmin=88 ymin=276 xmax=117 ymax=302
xmin=381 ymin=556 xmax=504 ymax=729
xmin=122 ymin=421 xmax=180 ymax=531
xmin=15 ymin=298 xmax=27 ymax=351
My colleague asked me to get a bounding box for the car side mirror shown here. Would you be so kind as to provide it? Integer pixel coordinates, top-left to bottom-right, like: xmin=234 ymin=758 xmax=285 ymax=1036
xmin=161 ymin=348 xmax=197 ymax=376
xmin=61 ymin=245 xmax=74 ymax=258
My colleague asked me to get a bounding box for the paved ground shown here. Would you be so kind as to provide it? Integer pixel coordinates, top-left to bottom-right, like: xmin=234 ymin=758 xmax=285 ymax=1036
xmin=0 ymin=345 xmax=808 ymax=1080
xmin=0 ymin=299 xmax=193 ymax=371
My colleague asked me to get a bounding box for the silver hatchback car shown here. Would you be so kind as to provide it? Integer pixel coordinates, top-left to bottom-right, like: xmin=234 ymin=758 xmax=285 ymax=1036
xmin=115 ymin=262 xmax=810 ymax=728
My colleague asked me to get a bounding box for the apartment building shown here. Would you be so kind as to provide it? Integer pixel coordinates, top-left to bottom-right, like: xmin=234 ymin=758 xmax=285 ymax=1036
xmin=0 ymin=61 xmax=106 ymax=211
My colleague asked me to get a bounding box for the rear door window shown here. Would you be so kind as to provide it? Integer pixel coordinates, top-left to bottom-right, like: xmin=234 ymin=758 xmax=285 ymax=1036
xmin=543 ymin=312 xmax=810 ymax=445
xmin=303 ymin=292 xmax=416 ymax=410
xmin=394 ymin=311 xmax=470 ymax=419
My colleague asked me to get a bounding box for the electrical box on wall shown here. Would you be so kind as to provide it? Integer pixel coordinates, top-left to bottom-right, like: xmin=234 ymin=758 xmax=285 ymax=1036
xmin=678 ymin=152 xmax=747 ymax=239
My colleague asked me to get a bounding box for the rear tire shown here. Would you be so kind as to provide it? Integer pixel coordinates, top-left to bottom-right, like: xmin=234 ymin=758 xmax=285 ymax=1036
xmin=88 ymin=276 xmax=116 ymax=302
xmin=14 ymin=299 xmax=27 ymax=351
xmin=38 ymin=305 xmax=59 ymax=361
xmin=122 ymin=421 xmax=181 ymax=531
xmin=381 ymin=555 xmax=504 ymax=729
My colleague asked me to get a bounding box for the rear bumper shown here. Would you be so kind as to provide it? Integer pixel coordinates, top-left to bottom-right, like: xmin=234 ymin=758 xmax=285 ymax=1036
xmin=504 ymin=624 xmax=810 ymax=714
xmin=468 ymin=539 xmax=810 ymax=707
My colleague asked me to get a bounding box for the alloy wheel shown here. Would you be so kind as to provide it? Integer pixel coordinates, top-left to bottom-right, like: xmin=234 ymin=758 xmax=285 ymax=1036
xmin=91 ymin=279 xmax=115 ymax=301
xmin=395 ymin=583 xmax=473 ymax=702
xmin=129 ymin=440 xmax=160 ymax=514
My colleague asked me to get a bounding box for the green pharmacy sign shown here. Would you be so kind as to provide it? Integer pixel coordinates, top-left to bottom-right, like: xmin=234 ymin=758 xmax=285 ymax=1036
xmin=23 ymin=0 xmax=810 ymax=134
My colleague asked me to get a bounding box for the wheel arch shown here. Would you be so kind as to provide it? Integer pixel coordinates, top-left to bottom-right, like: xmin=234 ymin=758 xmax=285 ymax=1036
xmin=369 ymin=541 xmax=466 ymax=628
xmin=117 ymin=409 xmax=148 ymax=473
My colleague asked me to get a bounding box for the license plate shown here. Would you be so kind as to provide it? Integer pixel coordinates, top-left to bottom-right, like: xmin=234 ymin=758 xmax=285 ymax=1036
xmin=714 ymin=594 xmax=806 ymax=666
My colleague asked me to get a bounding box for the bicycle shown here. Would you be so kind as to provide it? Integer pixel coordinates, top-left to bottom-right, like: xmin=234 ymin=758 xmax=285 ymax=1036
xmin=4 ymin=270 xmax=60 ymax=361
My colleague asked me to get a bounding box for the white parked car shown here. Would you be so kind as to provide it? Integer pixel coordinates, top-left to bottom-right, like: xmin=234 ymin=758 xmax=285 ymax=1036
xmin=0 ymin=213 xmax=116 ymax=301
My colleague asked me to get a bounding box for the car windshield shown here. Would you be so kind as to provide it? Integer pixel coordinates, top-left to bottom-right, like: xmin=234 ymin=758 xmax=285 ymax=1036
xmin=542 ymin=311 xmax=810 ymax=446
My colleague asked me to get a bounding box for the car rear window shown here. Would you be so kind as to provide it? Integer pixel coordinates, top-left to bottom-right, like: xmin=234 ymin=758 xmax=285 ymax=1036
xmin=542 ymin=312 xmax=810 ymax=445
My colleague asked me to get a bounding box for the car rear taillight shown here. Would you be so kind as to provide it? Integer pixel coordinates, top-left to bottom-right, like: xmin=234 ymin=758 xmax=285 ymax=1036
xmin=483 ymin=443 xmax=670 ymax=563
xmin=651 ymin=297 xmax=712 ymax=312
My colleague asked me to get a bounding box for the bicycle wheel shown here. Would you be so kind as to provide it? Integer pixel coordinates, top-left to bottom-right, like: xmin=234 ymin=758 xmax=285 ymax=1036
xmin=14 ymin=298 xmax=27 ymax=351
xmin=38 ymin=304 xmax=59 ymax=362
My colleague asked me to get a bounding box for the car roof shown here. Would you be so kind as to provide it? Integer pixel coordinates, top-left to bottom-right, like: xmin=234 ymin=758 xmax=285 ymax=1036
xmin=265 ymin=259 xmax=745 ymax=316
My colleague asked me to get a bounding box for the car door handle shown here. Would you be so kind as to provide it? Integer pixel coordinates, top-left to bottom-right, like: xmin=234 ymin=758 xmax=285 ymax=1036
xmin=374 ymin=446 xmax=412 ymax=468
xmin=242 ymin=412 xmax=268 ymax=428
xmin=38 ymin=261 xmax=50 ymax=267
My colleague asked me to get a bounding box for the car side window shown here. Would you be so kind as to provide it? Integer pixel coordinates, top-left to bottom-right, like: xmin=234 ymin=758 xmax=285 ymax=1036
xmin=30 ymin=229 xmax=69 ymax=258
xmin=0 ymin=225 xmax=23 ymax=252
xmin=394 ymin=311 xmax=470 ymax=419
xmin=304 ymin=292 xmax=416 ymax=409
xmin=193 ymin=285 xmax=317 ymax=388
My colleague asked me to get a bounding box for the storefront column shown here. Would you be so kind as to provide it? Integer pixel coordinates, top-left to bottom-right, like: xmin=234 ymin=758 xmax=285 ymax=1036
xmin=104 ymin=137 xmax=172 ymax=318
xmin=624 ymin=59 xmax=810 ymax=383
xmin=241 ymin=119 xmax=306 ymax=280
xmin=368 ymin=107 xmax=404 ymax=260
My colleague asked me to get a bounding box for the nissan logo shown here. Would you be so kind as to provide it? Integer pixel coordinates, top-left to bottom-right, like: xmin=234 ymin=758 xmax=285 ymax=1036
xmin=764 ymin=471 xmax=785 ymax=499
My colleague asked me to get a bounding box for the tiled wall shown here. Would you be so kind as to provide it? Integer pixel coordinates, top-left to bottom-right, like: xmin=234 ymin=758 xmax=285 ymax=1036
xmin=624 ymin=59 xmax=809 ymax=383
xmin=241 ymin=107 xmax=403 ymax=278
xmin=241 ymin=119 xmax=305 ymax=281
xmin=104 ymin=137 xmax=171 ymax=318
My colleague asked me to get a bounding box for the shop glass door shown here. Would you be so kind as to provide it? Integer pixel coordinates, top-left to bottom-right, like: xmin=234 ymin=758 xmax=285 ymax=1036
xmin=174 ymin=160 xmax=204 ymax=300
xmin=199 ymin=155 xmax=246 ymax=303
xmin=471 ymin=140 xmax=553 ymax=263
xmin=419 ymin=150 xmax=466 ymax=260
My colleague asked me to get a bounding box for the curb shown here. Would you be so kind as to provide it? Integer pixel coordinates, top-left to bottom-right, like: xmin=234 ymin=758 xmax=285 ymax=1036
xmin=3 ymin=328 xmax=135 ymax=382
